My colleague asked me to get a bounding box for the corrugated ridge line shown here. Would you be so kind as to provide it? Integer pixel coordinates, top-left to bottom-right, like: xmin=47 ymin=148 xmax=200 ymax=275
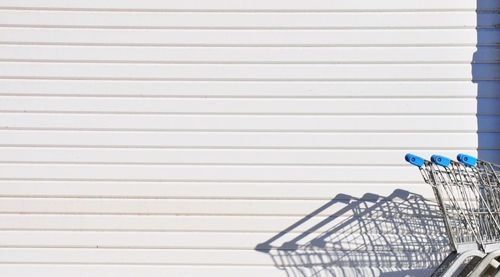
xmin=0 ymin=262 xmax=447 ymax=267
xmin=2 ymin=60 xmax=497 ymax=64
xmin=0 ymin=26 xmax=493 ymax=30
xmin=0 ymin=263 xmax=445 ymax=267
xmin=0 ymin=95 xmax=489 ymax=99
xmin=0 ymin=109 xmax=490 ymax=112
xmin=0 ymin=163 xmax=445 ymax=167
xmin=0 ymin=8 xmax=493 ymax=12
xmin=0 ymin=78 xmax=490 ymax=81
xmin=0 ymin=212 xmax=447 ymax=217
xmin=0 ymin=247 xmax=449 ymax=251
xmin=0 ymin=0 xmax=490 ymax=10
xmin=0 ymin=162 xmax=473 ymax=166
xmin=0 ymin=95 xmax=495 ymax=99
xmin=0 ymin=228 xmax=444 ymax=234
xmin=0 ymin=43 xmax=494 ymax=47
xmin=0 ymin=195 xmax=474 ymax=201
xmin=0 ymin=112 xmax=492 ymax=115
xmin=5 ymin=61 xmax=492 ymax=65
xmin=0 ymin=12 xmax=495 ymax=29
xmin=0 ymin=93 xmax=496 ymax=99
xmin=0 ymin=146 xmax=482 ymax=150
xmin=1 ymin=46 xmax=496 ymax=63
xmin=0 ymin=193 xmax=429 ymax=202
xmin=0 ymin=213 xmax=439 ymax=219
xmin=0 ymin=195 xmax=469 ymax=202
xmin=0 ymin=129 xmax=490 ymax=133
xmin=0 ymin=177 xmax=427 ymax=181
xmin=0 ymin=8 xmax=496 ymax=12
xmin=0 ymin=42 xmax=494 ymax=47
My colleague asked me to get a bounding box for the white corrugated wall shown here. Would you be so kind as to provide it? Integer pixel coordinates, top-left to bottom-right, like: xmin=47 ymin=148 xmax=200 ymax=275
xmin=0 ymin=1 xmax=498 ymax=276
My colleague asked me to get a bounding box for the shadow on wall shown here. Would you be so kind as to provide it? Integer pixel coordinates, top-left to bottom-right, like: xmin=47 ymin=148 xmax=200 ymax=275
xmin=254 ymin=4 xmax=499 ymax=277
xmin=475 ymin=0 xmax=500 ymax=163
xmin=255 ymin=189 xmax=450 ymax=277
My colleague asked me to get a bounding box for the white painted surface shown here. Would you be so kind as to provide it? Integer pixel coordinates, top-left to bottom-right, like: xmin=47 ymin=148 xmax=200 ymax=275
xmin=0 ymin=1 xmax=498 ymax=276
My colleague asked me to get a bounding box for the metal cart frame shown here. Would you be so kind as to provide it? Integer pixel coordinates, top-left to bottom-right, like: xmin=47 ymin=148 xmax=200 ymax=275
xmin=406 ymin=153 xmax=500 ymax=276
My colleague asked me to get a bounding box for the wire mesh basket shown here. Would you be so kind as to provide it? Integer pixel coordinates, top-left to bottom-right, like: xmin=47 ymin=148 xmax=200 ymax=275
xmin=405 ymin=153 xmax=500 ymax=254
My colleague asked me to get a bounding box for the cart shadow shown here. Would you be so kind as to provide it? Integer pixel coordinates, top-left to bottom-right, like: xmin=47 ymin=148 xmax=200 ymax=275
xmin=255 ymin=189 xmax=451 ymax=277
xmin=475 ymin=0 xmax=500 ymax=164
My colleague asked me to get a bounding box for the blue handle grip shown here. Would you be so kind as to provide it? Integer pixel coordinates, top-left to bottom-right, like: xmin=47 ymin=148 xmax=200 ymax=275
xmin=405 ymin=153 xmax=425 ymax=167
xmin=431 ymin=155 xmax=451 ymax=167
xmin=457 ymin=153 xmax=477 ymax=167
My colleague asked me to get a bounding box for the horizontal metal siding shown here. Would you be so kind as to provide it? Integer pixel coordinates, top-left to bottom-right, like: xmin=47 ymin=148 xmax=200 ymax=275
xmin=0 ymin=1 xmax=498 ymax=276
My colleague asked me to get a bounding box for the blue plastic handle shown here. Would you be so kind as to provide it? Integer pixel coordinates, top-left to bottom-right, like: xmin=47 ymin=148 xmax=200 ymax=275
xmin=405 ymin=153 xmax=425 ymax=167
xmin=431 ymin=155 xmax=451 ymax=167
xmin=457 ymin=153 xmax=477 ymax=167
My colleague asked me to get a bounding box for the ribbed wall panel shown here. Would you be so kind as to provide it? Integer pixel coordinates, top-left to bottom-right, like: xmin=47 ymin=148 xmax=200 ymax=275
xmin=0 ymin=1 xmax=498 ymax=276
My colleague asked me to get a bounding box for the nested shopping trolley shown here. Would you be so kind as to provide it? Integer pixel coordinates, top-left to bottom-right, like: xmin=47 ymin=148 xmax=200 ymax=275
xmin=405 ymin=153 xmax=500 ymax=277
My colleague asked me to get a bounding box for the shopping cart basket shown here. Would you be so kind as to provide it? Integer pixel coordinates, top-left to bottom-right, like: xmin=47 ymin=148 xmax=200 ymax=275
xmin=405 ymin=153 xmax=500 ymax=276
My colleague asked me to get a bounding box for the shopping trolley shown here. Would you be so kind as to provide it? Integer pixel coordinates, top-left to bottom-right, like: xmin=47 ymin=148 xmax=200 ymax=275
xmin=405 ymin=153 xmax=500 ymax=276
